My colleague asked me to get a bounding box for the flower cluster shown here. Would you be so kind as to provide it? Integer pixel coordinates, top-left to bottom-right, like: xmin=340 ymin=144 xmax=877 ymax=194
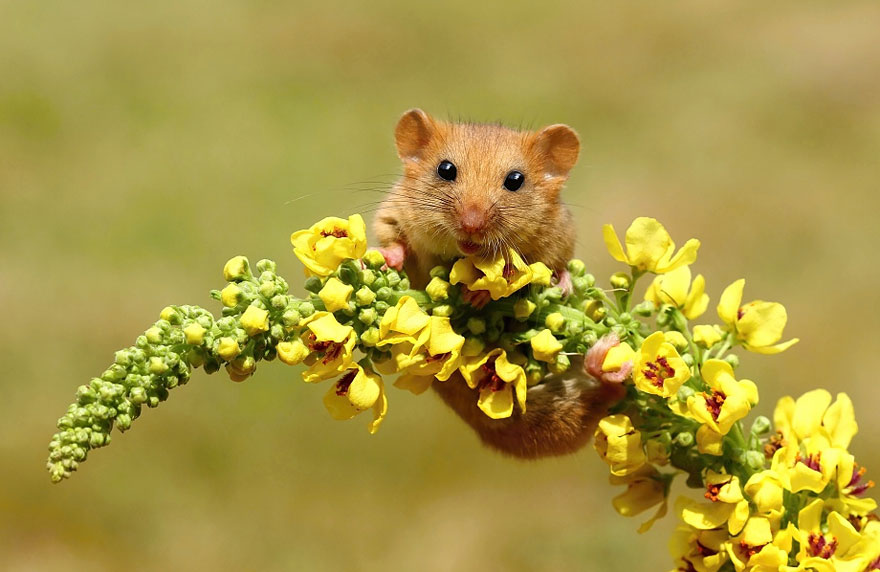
xmin=45 ymin=213 xmax=879 ymax=569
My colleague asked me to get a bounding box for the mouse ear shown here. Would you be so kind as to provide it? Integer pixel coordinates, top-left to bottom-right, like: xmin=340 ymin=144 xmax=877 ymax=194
xmin=532 ymin=124 xmax=580 ymax=178
xmin=395 ymin=109 xmax=436 ymax=161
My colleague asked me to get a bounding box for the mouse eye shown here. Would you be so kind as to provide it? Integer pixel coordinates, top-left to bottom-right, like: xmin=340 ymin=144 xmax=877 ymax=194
xmin=504 ymin=170 xmax=524 ymax=191
xmin=437 ymin=160 xmax=457 ymax=181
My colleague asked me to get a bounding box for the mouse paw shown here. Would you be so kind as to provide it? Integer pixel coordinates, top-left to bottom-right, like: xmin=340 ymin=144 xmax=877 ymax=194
xmin=556 ymin=269 xmax=573 ymax=297
xmin=377 ymin=243 xmax=406 ymax=271
xmin=461 ymin=287 xmax=492 ymax=309
xmin=584 ymin=333 xmax=632 ymax=384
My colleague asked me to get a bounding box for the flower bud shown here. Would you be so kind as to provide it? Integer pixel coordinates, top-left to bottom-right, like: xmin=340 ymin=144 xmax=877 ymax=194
xmin=545 ymin=312 xmax=565 ymax=333
xmin=467 ymin=318 xmax=486 ymax=335
xmin=724 ymin=354 xmax=740 ymax=369
xmin=681 ymin=353 xmax=694 ymax=366
xmin=677 ymin=386 xmax=695 ymax=401
xmin=544 ymin=287 xmax=563 ymax=303
xmin=572 ymin=276 xmax=590 ymax=294
xmin=674 ymin=431 xmax=694 ymax=447
xmin=217 ymin=337 xmax=241 ymax=361
xmin=376 ymin=287 xmax=393 ymax=302
xmin=223 ymin=256 xmax=251 ymax=282
xmin=240 ymin=305 xmax=270 ymax=337
xmin=632 ymin=300 xmax=655 ymax=317
xmin=298 ymin=302 xmax=315 ymax=318
xmin=282 ymin=309 xmax=302 ymax=328
xmin=354 ymin=286 xmax=376 ymax=307
xmin=582 ymin=331 xmax=598 ymax=346
xmin=360 ymin=268 xmax=376 ymax=286
xmin=255 ymin=258 xmax=276 ymax=273
xmin=360 ymin=328 xmax=380 ymax=347
xmin=259 ymin=281 xmax=279 ymax=299
xmin=548 ymin=353 xmax=570 ymax=374
xmin=525 ymin=362 xmax=545 ymax=386
xmin=374 ymin=301 xmax=389 ymax=313
xmin=271 ymin=294 xmax=288 ymax=310
xmin=160 ymin=306 xmax=181 ymax=324
xmin=610 ymin=272 xmax=631 ymax=290
xmin=371 ymin=276 xmax=388 ymax=291
xmin=220 ymin=284 xmax=242 ymax=308
xmin=513 ymin=299 xmax=536 ymax=320
xmin=358 ymin=308 xmax=378 ymax=325
xmin=432 ymin=305 xmax=453 ymax=317
xmin=567 ymin=259 xmax=586 ymax=276
xmin=750 ymin=416 xmax=771 ymax=437
xmin=184 ymin=323 xmax=206 ymax=345
xmin=462 ymin=337 xmax=485 ymax=357
xmin=429 ymin=266 xmax=450 ymax=280
xmin=397 ymin=277 xmax=410 ymax=291
xmin=582 ymin=300 xmax=605 ymax=322
xmin=426 ymin=277 xmax=450 ymax=301
xmin=304 ymin=276 xmax=323 ymax=294
xmin=145 ymin=327 xmax=163 ymax=344
xmin=743 ymin=450 xmax=766 ymax=471
xmin=149 ymin=357 xmax=169 ymax=374
xmin=385 ymin=270 xmax=401 ymax=287
xmin=362 ymin=249 xmax=386 ymax=269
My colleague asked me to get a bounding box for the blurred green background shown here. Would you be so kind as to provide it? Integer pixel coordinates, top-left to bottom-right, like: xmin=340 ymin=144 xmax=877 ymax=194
xmin=2 ymin=1 xmax=879 ymax=570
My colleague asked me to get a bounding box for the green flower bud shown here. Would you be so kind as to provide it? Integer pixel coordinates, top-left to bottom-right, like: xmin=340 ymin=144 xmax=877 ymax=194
xmin=376 ymin=287 xmax=393 ymax=302
xmin=159 ymin=306 xmax=182 ymax=324
xmin=304 ymin=276 xmax=323 ymax=294
xmin=432 ymin=305 xmax=453 ymax=317
xmin=269 ymin=324 xmax=284 ymax=339
xmin=724 ymin=354 xmax=740 ymax=369
xmin=145 ymin=327 xmax=163 ymax=344
xmin=358 ymin=308 xmax=378 ymax=325
xmin=371 ymin=276 xmax=388 ymax=291
xmin=255 ymin=259 xmax=276 ymax=273
xmin=299 ymin=302 xmax=315 ymax=318
xmin=572 ymin=276 xmax=590 ymax=293
xmin=548 ymin=353 xmax=570 ymax=374
xmin=582 ymin=300 xmax=605 ymax=322
xmin=632 ymin=300 xmax=655 ymax=317
xmin=355 ymin=286 xmax=376 ymax=306
xmin=362 ymin=249 xmax=386 ymax=269
xmin=544 ymin=288 xmax=563 ymax=303
xmin=374 ymin=301 xmax=389 ymax=313
xmin=677 ymin=386 xmax=695 ymax=401
xmin=674 ymin=431 xmax=694 ymax=447
xmin=397 ymin=278 xmax=410 ymax=291
xmin=282 ymin=309 xmax=302 ymax=328
xmin=259 ymin=281 xmax=278 ymax=299
xmin=545 ymin=312 xmax=565 ymax=333
xmin=462 ymin=337 xmax=485 ymax=357
xmin=467 ymin=318 xmax=486 ymax=335
xmin=583 ymin=273 xmax=595 ymax=287
xmin=610 ymin=272 xmax=631 ymax=290
xmin=525 ymin=361 xmax=544 ymax=386
xmin=386 ymin=270 xmax=401 ymax=287
xmin=360 ymin=268 xmax=376 ymax=286
xmin=429 ymin=265 xmax=450 ymax=280
xmin=682 ymin=353 xmax=694 ymax=366
xmin=743 ymin=450 xmax=766 ymax=471
xmin=426 ymin=277 xmax=451 ymax=301
xmin=514 ymin=299 xmax=537 ymax=320
xmin=750 ymin=416 xmax=772 ymax=437
xmin=360 ymin=328 xmax=380 ymax=347
xmin=582 ymin=331 xmax=598 ymax=346
xmin=271 ymin=294 xmax=288 ymax=309
xmin=223 ymin=256 xmax=251 ymax=282
xmin=567 ymin=259 xmax=586 ymax=276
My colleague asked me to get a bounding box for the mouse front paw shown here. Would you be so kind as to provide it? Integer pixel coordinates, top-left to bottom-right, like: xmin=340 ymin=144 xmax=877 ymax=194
xmin=584 ymin=333 xmax=632 ymax=384
xmin=556 ymin=269 xmax=573 ymax=297
xmin=376 ymin=242 xmax=407 ymax=271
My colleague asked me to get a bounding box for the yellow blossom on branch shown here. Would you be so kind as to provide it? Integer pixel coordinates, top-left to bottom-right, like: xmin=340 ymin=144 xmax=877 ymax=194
xmin=669 ymin=525 xmax=730 ymax=572
xmin=724 ymin=516 xmax=791 ymax=571
xmin=318 ymin=277 xmax=354 ymax=312
xmin=390 ymin=317 xmax=465 ymax=395
xmin=632 ymin=332 xmax=691 ymax=398
xmin=459 ymin=348 xmax=528 ymax=419
xmin=377 ymin=296 xmax=431 ymax=348
xmin=449 ymin=248 xmax=550 ymax=300
xmin=300 ymin=312 xmax=357 ymax=382
xmin=290 ymin=214 xmax=367 ymax=277
xmin=322 ymin=364 xmax=387 ymax=434
xmin=688 ymin=360 xmax=758 ymax=456
xmin=610 ymin=465 xmax=669 ymax=533
xmin=717 ymin=279 xmax=799 ymax=354
xmin=645 ymin=265 xmax=709 ymax=319
xmin=602 ymin=217 xmax=700 ymax=274
xmin=677 ymin=473 xmax=750 ymax=535
xmin=530 ymin=329 xmax=564 ymax=363
xmin=594 ymin=414 xmax=646 ymax=477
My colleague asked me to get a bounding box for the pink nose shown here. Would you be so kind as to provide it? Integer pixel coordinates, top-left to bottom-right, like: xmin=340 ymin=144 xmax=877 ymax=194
xmin=460 ymin=205 xmax=488 ymax=234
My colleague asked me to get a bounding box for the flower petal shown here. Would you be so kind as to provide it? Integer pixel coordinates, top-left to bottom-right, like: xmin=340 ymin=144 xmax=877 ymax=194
xmin=602 ymin=224 xmax=628 ymax=264
xmin=477 ymin=385 xmax=514 ymax=419
xmin=717 ymin=279 xmax=745 ymax=326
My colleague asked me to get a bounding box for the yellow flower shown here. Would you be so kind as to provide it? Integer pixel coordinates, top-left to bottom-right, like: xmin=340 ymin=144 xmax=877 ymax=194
xmin=377 ymin=296 xmax=431 ymax=348
xmin=322 ymin=364 xmax=387 ymax=434
xmin=792 ymin=499 xmax=872 ymax=570
xmin=222 ymin=255 xmax=251 ymax=282
xmin=770 ymin=441 xmax=848 ymax=495
xmin=290 ymin=214 xmax=368 ymax=277
xmin=610 ymin=465 xmax=669 ymax=533
xmin=688 ymin=360 xmax=758 ymax=456
xmin=669 ymin=525 xmax=730 ymax=572
xmin=632 ymin=332 xmax=691 ymax=398
xmin=678 ymin=473 xmax=750 ymax=535
xmin=717 ymin=279 xmax=799 ymax=354
xmin=530 ymin=329 xmax=564 ymax=363
xmin=276 ymin=339 xmax=309 ymax=365
xmin=645 ymin=265 xmax=709 ymax=319
xmin=594 ymin=415 xmax=647 ymax=477
xmin=693 ymin=325 xmax=724 ymax=348
xmin=602 ymin=217 xmax=700 ymax=274
xmin=425 ymin=277 xmax=450 ymax=301
xmin=459 ymin=348 xmax=528 ymax=419
xmin=724 ymin=517 xmax=791 ymax=571
xmin=449 ymin=248 xmax=547 ymax=300
xmin=743 ymin=470 xmax=785 ymax=521
xmin=391 ymin=316 xmax=465 ymax=395
xmin=217 ymin=337 xmax=241 ymax=361
xmin=318 ymin=277 xmax=354 ymax=312
xmin=300 ymin=312 xmax=357 ymax=382
xmin=183 ymin=323 xmax=206 ymax=345
xmin=774 ymin=389 xmax=858 ymax=450
xmin=240 ymin=305 xmax=270 ymax=337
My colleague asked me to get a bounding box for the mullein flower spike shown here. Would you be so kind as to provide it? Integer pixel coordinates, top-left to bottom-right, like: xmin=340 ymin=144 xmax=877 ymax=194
xmin=45 ymin=214 xmax=879 ymax=571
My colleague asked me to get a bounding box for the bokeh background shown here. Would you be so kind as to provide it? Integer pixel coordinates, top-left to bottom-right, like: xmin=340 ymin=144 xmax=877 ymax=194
xmin=2 ymin=1 xmax=879 ymax=570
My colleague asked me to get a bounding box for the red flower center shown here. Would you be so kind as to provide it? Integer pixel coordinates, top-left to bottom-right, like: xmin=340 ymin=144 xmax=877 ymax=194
xmin=796 ymin=452 xmax=822 ymax=473
xmin=763 ymin=431 xmax=785 ymax=459
xmin=807 ymin=533 xmax=838 ymax=559
xmin=846 ymin=465 xmax=876 ymax=497
xmin=642 ymin=356 xmax=675 ymax=388
xmin=704 ymin=478 xmax=731 ymax=502
xmin=335 ymin=369 xmax=357 ymax=396
xmin=479 ymin=359 xmax=506 ymax=392
xmin=739 ymin=541 xmax=767 ymax=558
xmin=307 ymin=333 xmax=344 ymax=364
xmin=703 ymin=390 xmax=727 ymax=421
xmin=320 ymin=227 xmax=348 ymax=239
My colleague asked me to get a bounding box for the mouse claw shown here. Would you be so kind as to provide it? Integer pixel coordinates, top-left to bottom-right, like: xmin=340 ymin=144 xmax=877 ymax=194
xmin=584 ymin=333 xmax=632 ymax=385
xmin=377 ymin=243 xmax=406 ymax=271
xmin=556 ymin=269 xmax=573 ymax=297
xmin=461 ymin=286 xmax=492 ymax=309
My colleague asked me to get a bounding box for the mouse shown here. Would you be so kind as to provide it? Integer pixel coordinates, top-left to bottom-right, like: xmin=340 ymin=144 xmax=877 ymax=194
xmin=372 ymin=109 xmax=624 ymax=459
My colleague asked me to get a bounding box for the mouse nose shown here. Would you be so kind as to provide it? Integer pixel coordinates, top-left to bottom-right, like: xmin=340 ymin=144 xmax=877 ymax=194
xmin=460 ymin=205 xmax=488 ymax=235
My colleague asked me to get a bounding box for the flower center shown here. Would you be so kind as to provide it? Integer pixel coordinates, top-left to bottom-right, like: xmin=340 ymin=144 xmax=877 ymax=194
xmin=737 ymin=307 xmax=745 ymax=320
xmin=738 ymin=540 xmax=767 ymax=559
xmin=695 ymin=541 xmax=717 ymax=557
xmin=307 ymin=333 xmax=344 ymax=364
xmin=796 ymin=452 xmax=822 ymax=473
xmin=479 ymin=359 xmax=506 ymax=392
xmin=704 ymin=479 xmax=731 ymax=502
xmin=807 ymin=533 xmax=838 ymax=559
xmin=642 ymin=356 xmax=675 ymax=388
xmin=763 ymin=431 xmax=784 ymax=459
xmin=320 ymin=227 xmax=348 ymax=239
xmin=335 ymin=369 xmax=357 ymax=396
xmin=703 ymin=390 xmax=727 ymax=421
xmin=425 ymin=352 xmax=451 ymax=364
xmin=846 ymin=465 xmax=876 ymax=497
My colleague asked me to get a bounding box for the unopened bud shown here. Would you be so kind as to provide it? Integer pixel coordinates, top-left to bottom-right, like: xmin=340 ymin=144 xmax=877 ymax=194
xmin=149 ymin=357 xmax=169 ymax=374
xmin=750 ymin=416 xmax=771 ymax=437
xmin=567 ymin=259 xmax=586 ymax=276
xmin=674 ymin=431 xmax=694 ymax=447
xmin=240 ymin=305 xmax=270 ymax=337
xmin=282 ymin=309 xmax=302 ymax=328
xmin=462 ymin=337 xmax=485 ymax=357
xmin=724 ymin=354 xmax=740 ymax=369
xmin=513 ymin=299 xmax=536 ymax=320
xmin=362 ymin=249 xmax=386 ymax=269
xmin=298 ymin=302 xmax=315 ymax=318
xmin=184 ymin=323 xmax=206 ymax=345
xmin=220 ymin=283 xmax=242 ymax=308
xmin=271 ymin=294 xmax=287 ymax=309
xmin=544 ymin=287 xmax=563 ymax=303
xmin=432 ymin=305 xmax=453 ymax=317
xmin=159 ymin=306 xmax=181 ymax=324
xmin=145 ymin=327 xmax=163 ymax=344
xmin=548 ymin=353 xmax=570 ymax=374
xmin=358 ymin=308 xmax=378 ymax=325
xmin=610 ymin=272 xmax=631 ymax=290
xmin=467 ymin=318 xmax=486 ymax=335
xmin=426 ymin=277 xmax=450 ymax=301
xmin=583 ymin=300 xmax=605 ymax=322
xmin=376 ymin=287 xmax=393 ymax=302
xmin=259 ymin=281 xmax=279 ymax=299
xmin=223 ymin=256 xmax=251 ymax=282
xmin=355 ymin=286 xmax=376 ymax=306
xmin=360 ymin=328 xmax=380 ymax=347
xmin=677 ymin=386 xmax=695 ymax=401
xmin=277 ymin=340 xmax=308 ymax=365
xmin=632 ymin=300 xmax=655 ymax=317
xmin=217 ymin=337 xmax=241 ymax=361
xmin=255 ymin=258 xmax=276 ymax=273
xmin=386 ymin=270 xmax=401 ymax=287
xmin=429 ymin=266 xmax=450 ymax=280
xmin=360 ymin=268 xmax=376 ymax=286
xmin=744 ymin=450 xmax=766 ymax=471
xmin=545 ymin=312 xmax=565 ymax=333
xmin=304 ymin=276 xmax=323 ymax=294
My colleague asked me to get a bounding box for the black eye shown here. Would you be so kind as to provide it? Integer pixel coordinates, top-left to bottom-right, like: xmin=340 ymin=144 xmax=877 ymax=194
xmin=504 ymin=170 xmax=524 ymax=191
xmin=437 ymin=160 xmax=457 ymax=181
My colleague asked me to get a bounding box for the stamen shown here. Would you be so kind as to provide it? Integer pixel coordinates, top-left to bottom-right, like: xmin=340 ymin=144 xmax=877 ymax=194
xmin=796 ymin=452 xmax=822 ymax=472
xmin=642 ymin=356 xmax=675 ymax=388
xmin=478 ymin=359 xmax=506 ymax=392
xmin=704 ymin=478 xmax=731 ymax=502
xmin=807 ymin=533 xmax=838 ymax=559
xmin=320 ymin=227 xmax=348 ymax=239
xmin=739 ymin=541 xmax=767 ymax=558
xmin=334 ymin=369 xmax=357 ymax=396
xmin=763 ymin=431 xmax=784 ymax=459
xmin=703 ymin=390 xmax=727 ymax=421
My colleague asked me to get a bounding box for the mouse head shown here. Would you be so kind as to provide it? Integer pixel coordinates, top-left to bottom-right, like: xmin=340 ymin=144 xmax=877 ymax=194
xmin=393 ymin=108 xmax=580 ymax=260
